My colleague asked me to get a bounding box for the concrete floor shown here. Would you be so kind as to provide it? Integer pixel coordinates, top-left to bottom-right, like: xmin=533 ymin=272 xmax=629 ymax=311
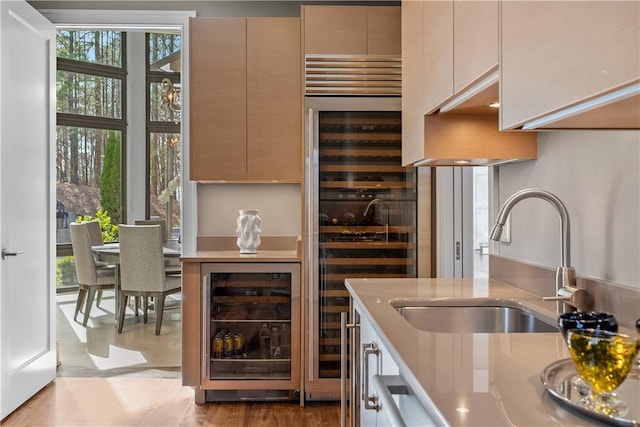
xmin=56 ymin=290 xmax=182 ymax=378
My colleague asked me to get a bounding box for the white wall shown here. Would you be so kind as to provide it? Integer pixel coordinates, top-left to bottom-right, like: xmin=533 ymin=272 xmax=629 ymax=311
xmin=492 ymin=130 xmax=640 ymax=288
xmin=197 ymin=184 xmax=301 ymax=236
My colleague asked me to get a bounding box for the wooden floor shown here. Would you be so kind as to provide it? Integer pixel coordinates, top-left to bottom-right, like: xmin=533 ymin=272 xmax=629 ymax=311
xmin=2 ymin=377 xmax=340 ymax=426
xmin=2 ymin=293 xmax=340 ymax=426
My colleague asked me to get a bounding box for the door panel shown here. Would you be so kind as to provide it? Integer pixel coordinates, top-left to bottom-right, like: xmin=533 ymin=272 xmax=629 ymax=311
xmin=1 ymin=0 xmax=56 ymax=418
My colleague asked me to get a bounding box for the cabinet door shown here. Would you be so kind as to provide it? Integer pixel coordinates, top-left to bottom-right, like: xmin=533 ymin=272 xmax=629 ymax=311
xmin=453 ymin=0 xmax=498 ymax=93
xmin=422 ymin=0 xmax=454 ymax=114
xmin=401 ymin=0 xmax=425 ymax=166
xmin=501 ymin=1 xmax=640 ymax=129
xmin=367 ymin=6 xmax=401 ymax=55
xmin=190 ymin=18 xmax=247 ymax=181
xmin=247 ymin=18 xmax=302 ymax=182
xmin=303 ymin=5 xmax=367 ymax=54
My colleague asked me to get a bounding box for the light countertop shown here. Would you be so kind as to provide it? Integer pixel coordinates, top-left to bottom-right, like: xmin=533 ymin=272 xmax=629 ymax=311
xmin=181 ymin=249 xmax=300 ymax=263
xmin=345 ymin=277 xmax=637 ymax=426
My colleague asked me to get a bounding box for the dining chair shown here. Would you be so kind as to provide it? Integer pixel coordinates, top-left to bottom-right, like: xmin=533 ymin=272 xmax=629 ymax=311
xmin=85 ymin=220 xmax=104 ymax=246
xmin=133 ymin=219 xmax=167 ymax=241
xmin=134 ymin=219 xmax=181 ymax=275
xmin=84 ymin=220 xmax=109 ymax=306
xmin=70 ymin=222 xmax=116 ymax=327
xmin=118 ymin=224 xmax=181 ymax=335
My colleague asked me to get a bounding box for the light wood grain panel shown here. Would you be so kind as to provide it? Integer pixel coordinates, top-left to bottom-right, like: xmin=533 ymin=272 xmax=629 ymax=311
xmin=302 ymin=5 xmax=367 ymax=54
xmin=423 ymin=113 xmax=538 ymax=162
xmin=1 ymin=377 xmax=339 ymax=426
xmin=190 ymin=18 xmax=247 ymax=181
xmin=367 ymin=6 xmax=401 ymax=55
xmin=402 ymin=0 xmax=426 ymax=166
xmin=422 ymin=0 xmax=454 ymax=114
xmin=453 ymin=0 xmax=498 ymax=93
xmin=501 ymin=1 xmax=640 ymax=129
xmin=247 ymin=18 xmax=302 ymax=182
xmin=181 ymin=261 xmax=202 ymax=387
xmin=536 ymin=93 xmax=640 ymax=129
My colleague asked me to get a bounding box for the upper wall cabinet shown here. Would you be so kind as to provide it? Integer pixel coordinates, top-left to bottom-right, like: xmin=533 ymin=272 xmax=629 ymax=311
xmin=402 ymin=0 xmax=535 ymax=167
xmin=302 ymin=5 xmax=401 ymax=55
xmin=401 ymin=0 xmax=426 ymax=165
xmin=189 ymin=18 xmax=302 ymax=182
xmin=423 ymin=0 xmax=499 ymax=115
xmin=500 ymin=1 xmax=640 ymax=130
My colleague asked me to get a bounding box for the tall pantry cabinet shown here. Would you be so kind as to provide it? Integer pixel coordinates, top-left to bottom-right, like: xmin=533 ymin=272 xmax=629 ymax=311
xmin=189 ymin=18 xmax=302 ymax=182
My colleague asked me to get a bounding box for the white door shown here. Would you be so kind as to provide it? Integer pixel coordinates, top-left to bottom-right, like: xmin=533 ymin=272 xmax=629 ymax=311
xmin=435 ymin=167 xmax=474 ymax=278
xmin=0 ymin=0 xmax=56 ymax=419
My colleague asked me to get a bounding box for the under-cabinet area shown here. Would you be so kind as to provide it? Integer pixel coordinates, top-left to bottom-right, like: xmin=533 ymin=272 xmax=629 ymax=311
xmin=181 ymin=255 xmax=301 ymax=403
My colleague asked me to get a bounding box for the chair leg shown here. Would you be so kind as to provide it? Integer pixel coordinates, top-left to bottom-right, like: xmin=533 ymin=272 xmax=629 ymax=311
xmin=134 ymin=296 xmax=140 ymax=317
xmin=96 ymin=290 xmax=103 ymax=307
xmin=117 ymin=295 xmax=128 ymax=334
xmin=143 ymin=296 xmax=149 ymax=324
xmin=74 ymin=288 xmax=87 ymax=322
xmin=155 ymin=295 xmax=166 ymax=336
xmin=82 ymin=288 xmax=97 ymax=327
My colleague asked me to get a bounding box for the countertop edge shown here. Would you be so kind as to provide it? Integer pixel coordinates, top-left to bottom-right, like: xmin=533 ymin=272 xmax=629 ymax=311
xmin=181 ymin=249 xmax=300 ymax=263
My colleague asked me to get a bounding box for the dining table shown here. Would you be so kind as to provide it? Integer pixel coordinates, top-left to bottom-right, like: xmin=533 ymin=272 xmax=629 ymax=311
xmin=91 ymin=241 xmax=181 ymax=325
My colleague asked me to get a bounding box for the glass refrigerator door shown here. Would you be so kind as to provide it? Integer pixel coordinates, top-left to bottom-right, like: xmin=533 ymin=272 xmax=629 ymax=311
xmin=209 ymin=271 xmax=292 ymax=380
xmin=316 ymin=111 xmax=417 ymax=380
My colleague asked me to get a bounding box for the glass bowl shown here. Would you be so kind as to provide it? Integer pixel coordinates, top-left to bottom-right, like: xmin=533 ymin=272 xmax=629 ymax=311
xmin=566 ymin=328 xmax=640 ymax=415
xmin=558 ymin=311 xmax=618 ymax=340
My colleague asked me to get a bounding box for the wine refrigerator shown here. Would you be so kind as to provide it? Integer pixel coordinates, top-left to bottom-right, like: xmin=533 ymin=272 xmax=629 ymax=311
xmin=304 ymin=97 xmax=418 ymax=400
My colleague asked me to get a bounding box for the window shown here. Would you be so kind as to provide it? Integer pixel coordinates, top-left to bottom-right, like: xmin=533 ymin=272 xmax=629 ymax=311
xmin=55 ymin=30 xmax=126 ymax=290
xmin=147 ymin=33 xmax=181 ymax=239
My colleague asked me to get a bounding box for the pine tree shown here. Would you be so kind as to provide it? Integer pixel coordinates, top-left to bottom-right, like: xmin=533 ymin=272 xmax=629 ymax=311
xmin=100 ymin=131 xmax=121 ymax=224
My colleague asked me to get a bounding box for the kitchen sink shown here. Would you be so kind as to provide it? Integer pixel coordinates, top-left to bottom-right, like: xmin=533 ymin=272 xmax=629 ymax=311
xmin=393 ymin=298 xmax=558 ymax=334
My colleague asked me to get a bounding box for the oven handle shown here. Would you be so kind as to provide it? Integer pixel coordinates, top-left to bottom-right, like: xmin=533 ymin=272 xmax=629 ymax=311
xmin=372 ymin=375 xmax=408 ymax=427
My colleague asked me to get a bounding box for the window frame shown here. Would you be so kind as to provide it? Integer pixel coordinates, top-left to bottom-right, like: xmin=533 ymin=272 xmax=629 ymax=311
xmin=144 ymin=32 xmax=181 ymax=221
xmin=55 ymin=31 xmax=128 ymax=257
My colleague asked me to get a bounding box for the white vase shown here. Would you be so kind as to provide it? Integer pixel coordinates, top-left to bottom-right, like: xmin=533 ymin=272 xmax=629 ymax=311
xmin=236 ymin=209 xmax=262 ymax=254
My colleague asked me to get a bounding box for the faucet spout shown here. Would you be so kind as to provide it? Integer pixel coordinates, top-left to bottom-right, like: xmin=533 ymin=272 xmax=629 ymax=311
xmin=490 ymin=188 xmax=586 ymax=311
xmin=490 ymin=188 xmax=571 ymax=268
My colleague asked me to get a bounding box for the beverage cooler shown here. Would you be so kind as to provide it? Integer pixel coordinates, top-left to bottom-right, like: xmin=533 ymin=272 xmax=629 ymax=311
xmin=304 ymin=97 xmax=418 ymax=399
xmin=201 ymin=262 xmax=300 ymax=401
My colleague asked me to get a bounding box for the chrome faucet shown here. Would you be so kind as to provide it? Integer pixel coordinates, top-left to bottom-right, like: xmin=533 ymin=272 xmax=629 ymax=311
xmin=362 ymin=198 xmax=389 ymax=242
xmin=489 ymin=188 xmax=589 ymax=311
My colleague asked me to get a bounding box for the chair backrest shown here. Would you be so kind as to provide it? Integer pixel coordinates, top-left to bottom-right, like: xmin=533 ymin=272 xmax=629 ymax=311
xmin=84 ymin=220 xmax=104 ymax=246
xmin=70 ymin=222 xmax=100 ymax=285
xmin=134 ymin=219 xmax=167 ymax=242
xmin=119 ymin=225 xmax=168 ymax=293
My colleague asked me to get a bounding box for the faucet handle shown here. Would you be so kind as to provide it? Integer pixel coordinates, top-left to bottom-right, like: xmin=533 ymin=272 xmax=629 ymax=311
xmin=542 ymin=286 xmax=590 ymax=311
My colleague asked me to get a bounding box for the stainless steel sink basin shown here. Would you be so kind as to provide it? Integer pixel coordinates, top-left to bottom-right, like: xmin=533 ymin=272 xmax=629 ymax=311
xmin=393 ymin=299 xmax=558 ymax=333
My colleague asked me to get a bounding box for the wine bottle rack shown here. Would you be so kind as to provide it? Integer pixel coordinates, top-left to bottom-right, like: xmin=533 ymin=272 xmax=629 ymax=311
xmin=315 ymin=111 xmax=417 ymax=379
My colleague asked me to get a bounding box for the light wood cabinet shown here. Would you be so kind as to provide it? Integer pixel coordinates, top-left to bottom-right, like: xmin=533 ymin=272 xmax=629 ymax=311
xmin=189 ymin=17 xmax=302 ymax=182
xmin=500 ymin=1 xmax=640 ymax=130
xmin=246 ymin=18 xmax=301 ymax=182
xmin=422 ymin=0 xmax=499 ymax=115
xmin=402 ymin=0 xmax=536 ymax=167
xmin=190 ymin=18 xmax=246 ymax=181
xmin=453 ymin=0 xmax=498 ymax=94
xmin=302 ymin=5 xmax=400 ymax=55
xmin=401 ymin=0 xmax=426 ymax=166
xmin=422 ymin=0 xmax=453 ymax=114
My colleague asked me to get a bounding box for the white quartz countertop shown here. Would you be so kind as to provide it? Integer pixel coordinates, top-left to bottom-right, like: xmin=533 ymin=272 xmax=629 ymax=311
xmin=345 ymin=277 xmax=633 ymax=426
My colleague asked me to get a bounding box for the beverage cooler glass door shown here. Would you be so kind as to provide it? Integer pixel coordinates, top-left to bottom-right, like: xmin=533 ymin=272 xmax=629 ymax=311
xmin=202 ymin=262 xmax=300 ymax=392
xmin=305 ymin=97 xmax=417 ymax=398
